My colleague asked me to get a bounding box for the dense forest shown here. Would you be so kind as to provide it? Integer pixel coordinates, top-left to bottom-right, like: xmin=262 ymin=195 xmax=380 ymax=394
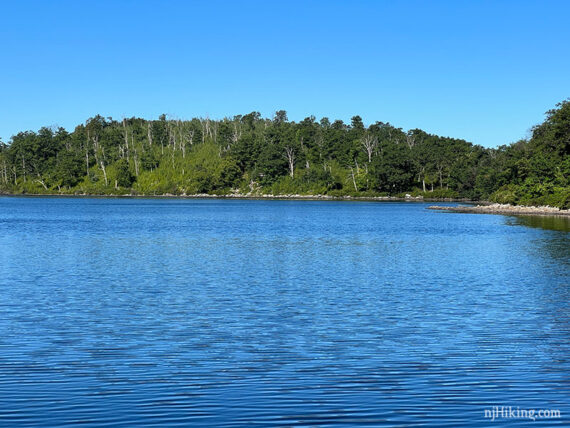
xmin=0 ymin=100 xmax=568 ymax=208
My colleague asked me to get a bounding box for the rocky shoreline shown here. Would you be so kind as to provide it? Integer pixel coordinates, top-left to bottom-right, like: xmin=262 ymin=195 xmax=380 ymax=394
xmin=429 ymin=203 xmax=570 ymax=217
xmin=0 ymin=191 xmax=473 ymax=203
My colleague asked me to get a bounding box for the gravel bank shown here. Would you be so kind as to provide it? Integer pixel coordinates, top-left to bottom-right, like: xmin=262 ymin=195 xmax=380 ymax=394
xmin=428 ymin=203 xmax=570 ymax=217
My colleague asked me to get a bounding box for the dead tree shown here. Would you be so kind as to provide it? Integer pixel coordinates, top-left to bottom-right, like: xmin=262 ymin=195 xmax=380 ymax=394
xmin=85 ymin=146 xmax=90 ymax=177
xmin=133 ymin=148 xmax=140 ymax=177
xmin=406 ymin=133 xmax=416 ymax=150
xmin=231 ymin=122 xmax=241 ymax=145
xmin=349 ymin=166 xmax=358 ymax=192
xmin=1 ymin=158 xmax=7 ymax=184
xmin=100 ymin=160 xmax=108 ymax=186
xmin=201 ymin=118 xmax=212 ymax=143
xmin=285 ymin=146 xmax=296 ymax=178
xmin=361 ymin=133 xmax=378 ymax=162
xmin=418 ymin=167 xmax=427 ymax=192
xmin=122 ymin=119 xmax=130 ymax=161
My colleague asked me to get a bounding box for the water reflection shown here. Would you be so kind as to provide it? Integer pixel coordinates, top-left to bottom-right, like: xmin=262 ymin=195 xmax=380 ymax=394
xmin=507 ymin=215 xmax=570 ymax=232
xmin=505 ymin=215 xmax=570 ymax=266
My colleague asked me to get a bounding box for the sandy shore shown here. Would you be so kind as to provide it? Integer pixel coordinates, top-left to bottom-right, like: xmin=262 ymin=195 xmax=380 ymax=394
xmin=428 ymin=203 xmax=570 ymax=217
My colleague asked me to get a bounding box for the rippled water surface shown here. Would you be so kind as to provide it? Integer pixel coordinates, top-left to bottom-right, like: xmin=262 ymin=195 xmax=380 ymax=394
xmin=0 ymin=197 xmax=568 ymax=426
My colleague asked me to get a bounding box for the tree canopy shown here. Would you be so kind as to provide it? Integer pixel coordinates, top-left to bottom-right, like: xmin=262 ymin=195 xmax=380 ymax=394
xmin=1 ymin=101 xmax=568 ymax=208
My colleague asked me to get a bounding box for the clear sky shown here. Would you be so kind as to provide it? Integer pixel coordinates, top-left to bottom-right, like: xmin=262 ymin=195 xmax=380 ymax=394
xmin=1 ymin=0 xmax=569 ymax=147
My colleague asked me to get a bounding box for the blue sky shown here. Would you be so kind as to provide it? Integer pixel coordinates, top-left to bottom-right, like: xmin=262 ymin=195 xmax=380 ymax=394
xmin=1 ymin=0 xmax=569 ymax=147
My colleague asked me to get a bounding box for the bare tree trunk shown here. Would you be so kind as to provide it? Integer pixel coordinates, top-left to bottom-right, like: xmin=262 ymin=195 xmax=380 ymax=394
xmin=181 ymin=129 xmax=193 ymax=159
xmin=131 ymin=134 xmax=135 ymax=164
xmin=85 ymin=148 xmax=89 ymax=177
xmin=285 ymin=146 xmax=295 ymax=178
xmin=202 ymin=118 xmax=210 ymax=143
xmin=350 ymin=167 xmax=358 ymax=192
xmin=316 ymin=134 xmax=324 ymax=160
xmin=362 ymin=133 xmax=378 ymax=162
xmin=416 ymin=167 xmax=426 ymax=192
xmin=35 ymin=179 xmax=48 ymax=190
xmin=100 ymin=161 xmax=108 ymax=186
xmin=134 ymin=149 xmax=140 ymax=177
xmin=178 ymin=121 xmax=184 ymax=153
xmin=122 ymin=119 xmax=130 ymax=161
xmin=168 ymin=123 xmax=176 ymax=150
xmin=231 ymin=123 xmax=240 ymax=147
xmin=406 ymin=133 xmax=415 ymax=150
xmin=147 ymin=123 xmax=153 ymax=146
xmin=212 ymin=121 xmax=218 ymax=144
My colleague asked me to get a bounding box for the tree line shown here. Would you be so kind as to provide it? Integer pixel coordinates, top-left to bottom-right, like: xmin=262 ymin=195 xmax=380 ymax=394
xmin=0 ymin=101 xmax=568 ymax=208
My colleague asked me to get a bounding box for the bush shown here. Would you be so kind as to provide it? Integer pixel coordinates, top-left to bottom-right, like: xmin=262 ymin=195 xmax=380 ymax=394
xmin=491 ymin=185 xmax=518 ymax=205
xmin=491 ymin=183 xmax=570 ymax=209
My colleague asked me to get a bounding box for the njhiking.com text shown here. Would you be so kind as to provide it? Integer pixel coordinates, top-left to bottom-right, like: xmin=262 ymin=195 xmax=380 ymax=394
xmin=484 ymin=406 xmax=561 ymax=422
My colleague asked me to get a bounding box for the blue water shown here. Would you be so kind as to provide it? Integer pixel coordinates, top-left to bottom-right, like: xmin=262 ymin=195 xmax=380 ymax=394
xmin=0 ymin=197 xmax=568 ymax=426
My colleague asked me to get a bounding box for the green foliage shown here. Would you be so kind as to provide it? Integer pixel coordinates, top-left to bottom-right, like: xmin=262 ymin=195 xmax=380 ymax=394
xmin=140 ymin=151 xmax=159 ymax=171
xmin=52 ymin=152 xmax=84 ymax=188
xmin=491 ymin=184 xmax=570 ymax=209
xmin=256 ymin=142 xmax=288 ymax=185
xmin=0 ymin=103 xmax=568 ymax=206
xmin=370 ymin=142 xmax=414 ymax=194
xmin=491 ymin=185 xmax=518 ymax=205
xmin=115 ymin=159 xmax=135 ymax=188
xmin=266 ymin=165 xmax=343 ymax=195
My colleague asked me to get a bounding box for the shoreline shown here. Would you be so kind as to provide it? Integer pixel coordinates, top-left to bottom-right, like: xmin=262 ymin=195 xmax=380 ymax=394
xmin=428 ymin=203 xmax=570 ymax=217
xmin=0 ymin=191 xmax=478 ymax=203
xmin=2 ymin=191 xmax=568 ymax=217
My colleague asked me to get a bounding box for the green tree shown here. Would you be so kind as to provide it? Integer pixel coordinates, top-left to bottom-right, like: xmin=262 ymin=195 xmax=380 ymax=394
xmin=115 ymin=159 xmax=135 ymax=187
